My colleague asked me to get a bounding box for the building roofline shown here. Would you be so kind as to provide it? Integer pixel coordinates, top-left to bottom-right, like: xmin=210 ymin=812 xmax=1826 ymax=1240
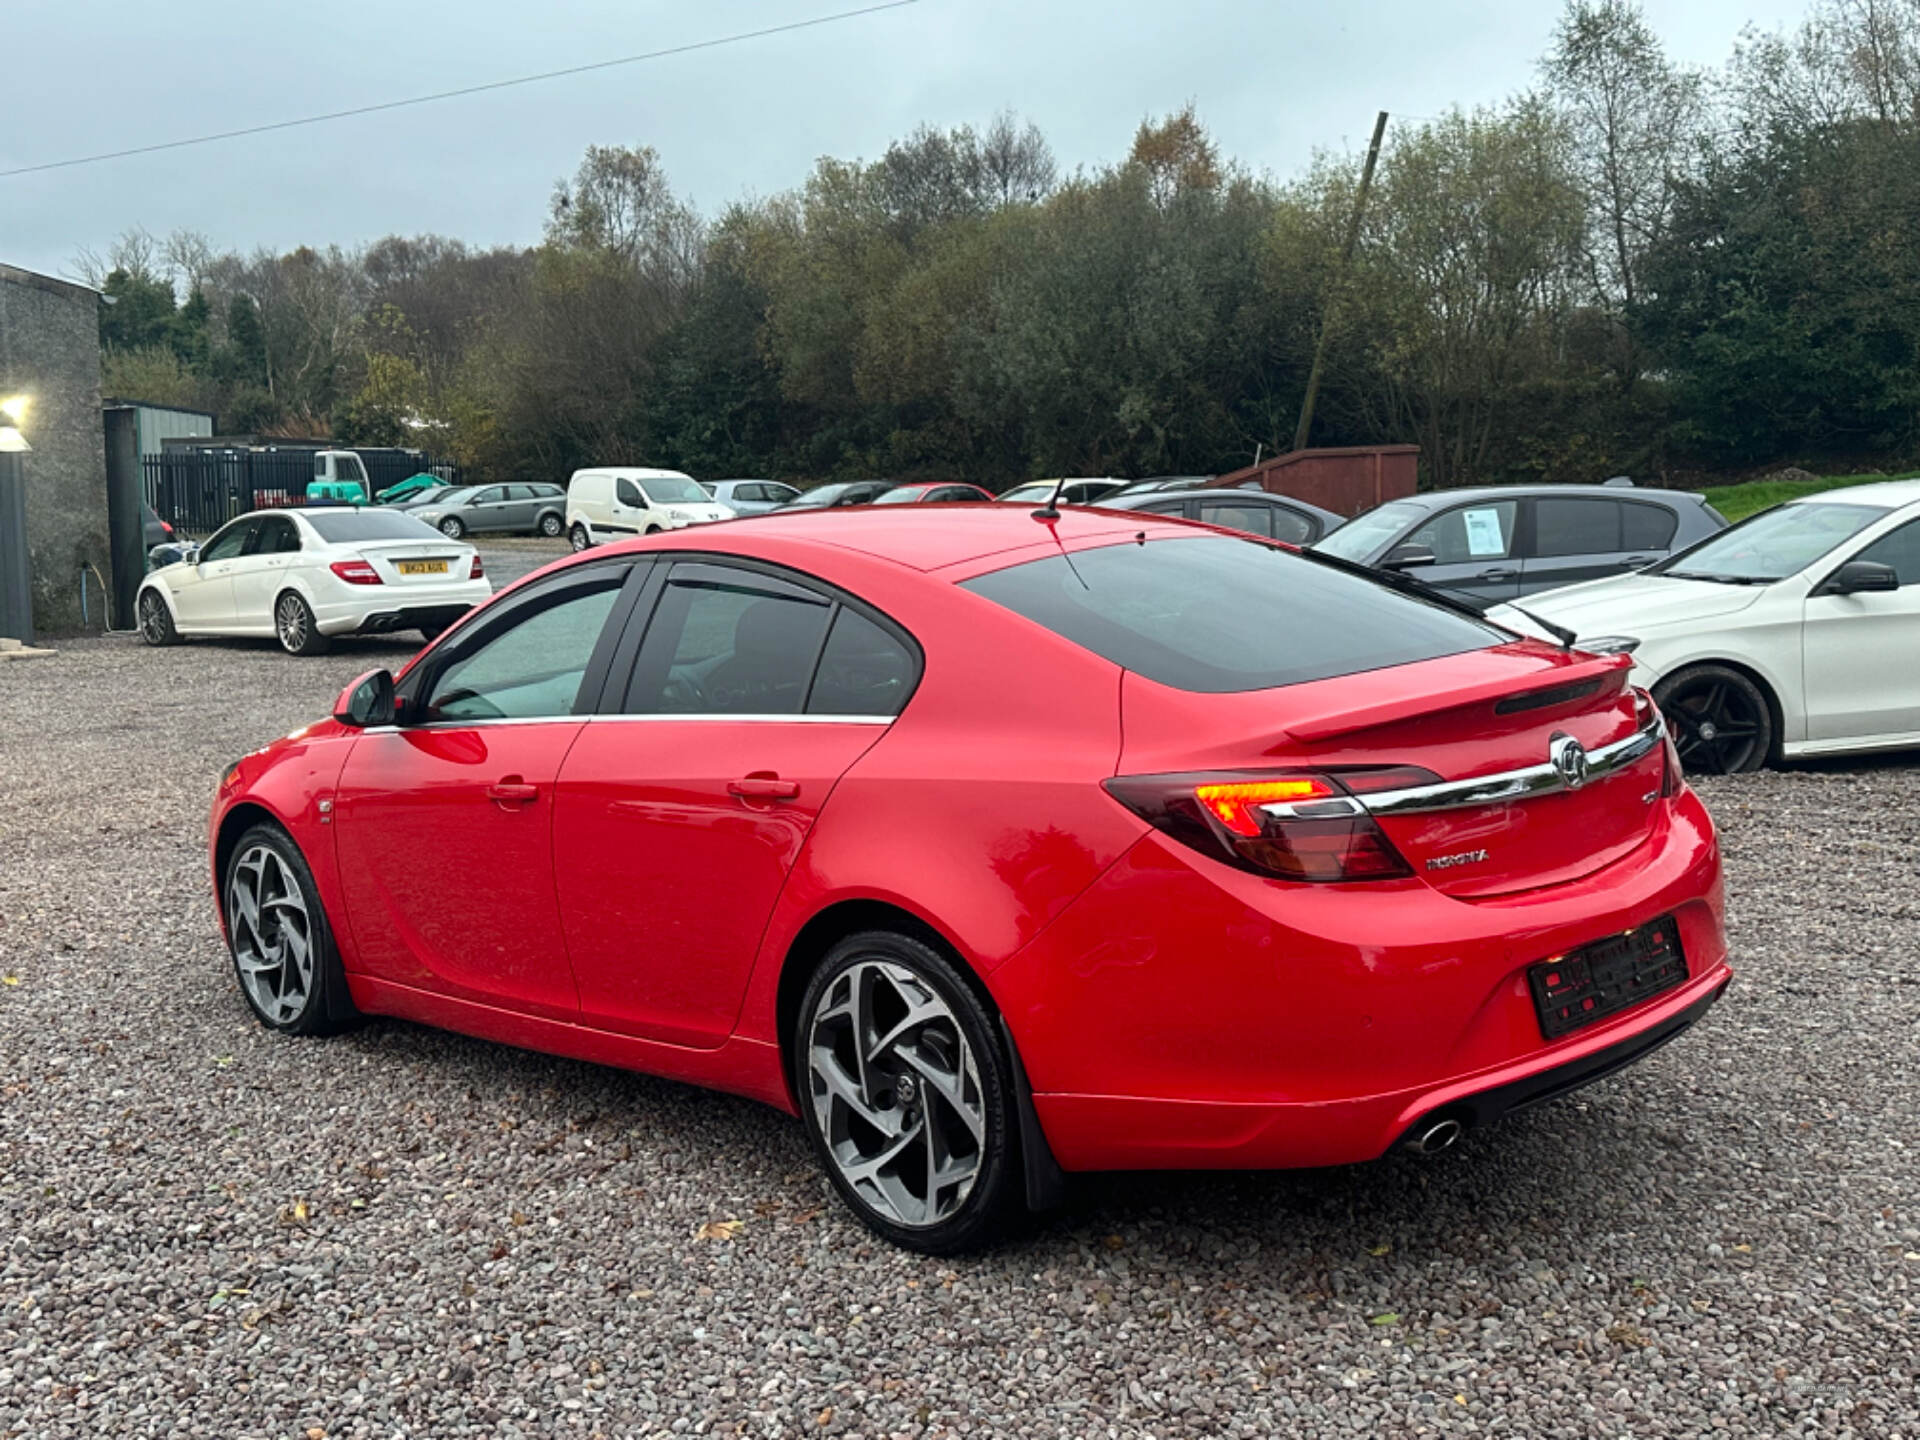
xmin=102 ymin=396 xmax=218 ymax=420
xmin=0 ymin=262 xmax=103 ymax=303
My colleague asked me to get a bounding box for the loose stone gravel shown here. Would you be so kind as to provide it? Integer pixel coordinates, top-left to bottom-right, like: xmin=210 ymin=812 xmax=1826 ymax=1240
xmin=1 ymin=632 xmax=1916 ymax=1439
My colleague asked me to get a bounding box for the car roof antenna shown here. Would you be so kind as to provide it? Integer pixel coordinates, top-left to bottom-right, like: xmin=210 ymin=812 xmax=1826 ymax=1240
xmin=1031 ymin=476 xmax=1068 ymax=522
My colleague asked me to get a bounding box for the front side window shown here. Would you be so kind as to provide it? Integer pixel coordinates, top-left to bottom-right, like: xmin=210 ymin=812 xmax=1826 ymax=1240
xmin=471 ymin=487 xmax=506 ymax=506
xmin=1412 ymin=501 xmax=1518 ymax=563
xmin=1660 ymin=502 xmax=1887 ymax=584
xmin=1850 ymin=516 xmax=1920 ymax=585
xmin=624 ymin=567 xmax=832 ymax=715
xmin=616 ymin=479 xmax=645 ymax=508
xmin=963 ymin=535 xmax=1507 ymax=694
xmin=426 ymin=578 xmax=624 ymax=721
xmin=638 ymin=476 xmax=710 ymax=506
xmin=766 ymin=484 xmax=801 ymax=503
xmin=200 ymin=520 xmax=256 ymax=563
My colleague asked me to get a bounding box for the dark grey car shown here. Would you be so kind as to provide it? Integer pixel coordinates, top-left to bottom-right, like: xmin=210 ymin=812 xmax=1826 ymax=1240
xmin=1099 ymin=487 xmax=1347 ymax=545
xmin=1310 ymin=485 xmax=1728 ymax=607
xmin=412 ymin=483 xmax=569 ymax=540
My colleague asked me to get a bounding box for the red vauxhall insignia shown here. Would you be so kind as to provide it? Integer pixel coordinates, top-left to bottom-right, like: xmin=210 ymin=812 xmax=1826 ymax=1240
xmin=211 ymin=505 xmax=1730 ymax=1252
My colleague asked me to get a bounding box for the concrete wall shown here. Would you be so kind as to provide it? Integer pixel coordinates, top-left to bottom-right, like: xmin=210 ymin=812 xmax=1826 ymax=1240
xmin=0 ymin=264 xmax=110 ymax=634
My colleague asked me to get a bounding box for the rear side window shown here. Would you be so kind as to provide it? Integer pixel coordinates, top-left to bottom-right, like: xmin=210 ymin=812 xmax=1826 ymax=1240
xmin=963 ymin=536 xmax=1506 ymax=693
xmin=1532 ymin=497 xmax=1621 ymax=556
xmin=808 ymin=609 xmax=917 ymax=716
xmin=625 ymin=567 xmax=833 ymax=715
xmin=1621 ymin=502 xmax=1679 ymax=550
xmin=1196 ymin=499 xmax=1274 ymax=538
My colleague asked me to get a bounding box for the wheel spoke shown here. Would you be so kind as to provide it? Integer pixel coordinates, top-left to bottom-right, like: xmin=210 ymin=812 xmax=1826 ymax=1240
xmin=229 ymin=843 xmax=312 ymax=1023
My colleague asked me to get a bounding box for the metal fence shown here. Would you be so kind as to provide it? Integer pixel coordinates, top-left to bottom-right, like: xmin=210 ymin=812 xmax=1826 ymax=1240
xmin=142 ymin=448 xmax=462 ymax=536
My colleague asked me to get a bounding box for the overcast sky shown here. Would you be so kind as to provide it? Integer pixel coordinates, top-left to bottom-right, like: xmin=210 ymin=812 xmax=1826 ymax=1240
xmin=2 ymin=0 xmax=1811 ymax=282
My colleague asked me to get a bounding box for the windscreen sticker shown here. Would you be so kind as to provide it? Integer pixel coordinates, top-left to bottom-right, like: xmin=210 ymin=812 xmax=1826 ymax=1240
xmin=1463 ymin=507 xmax=1507 ymax=557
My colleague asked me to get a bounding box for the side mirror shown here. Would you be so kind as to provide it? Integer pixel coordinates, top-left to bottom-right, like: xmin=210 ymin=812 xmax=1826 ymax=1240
xmin=1815 ymin=559 xmax=1899 ymax=597
xmin=333 ymin=668 xmax=396 ymax=728
xmin=1381 ymin=544 xmax=1438 ymax=572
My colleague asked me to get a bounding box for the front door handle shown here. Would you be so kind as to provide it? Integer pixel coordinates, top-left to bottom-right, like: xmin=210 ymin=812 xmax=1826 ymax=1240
xmin=1477 ymin=567 xmax=1519 ymax=581
xmin=487 ymin=778 xmax=539 ymax=806
xmin=1622 ymin=555 xmax=1656 ymax=567
xmin=728 ymin=776 xmax=801 ymax=801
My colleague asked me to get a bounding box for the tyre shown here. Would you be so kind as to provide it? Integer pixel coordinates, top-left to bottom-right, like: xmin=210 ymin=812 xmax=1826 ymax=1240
xmin=438 ymin=516 xmax=466 ymax=540
xmin=793 ymin=931 xmax=1020 ymax=1254
xmin=1653 ymin=664 xmax=1773 ymax=775
xmin=569 ymin=523 xmax=592 ymax=552
xmin=416 ymin=619 xmax=451 ymax=642
xmin=539 ymin=512 xmax=564 ymax=538
xmin=137 ymin=588 xmax=179 ymax=646
xmin=223 ymin=822 xmax=358 ymax=1036
xmin=273 ymin=591 xmax=331 ymax=656
xmin=644 ymin=525 xmax=663 ymax=536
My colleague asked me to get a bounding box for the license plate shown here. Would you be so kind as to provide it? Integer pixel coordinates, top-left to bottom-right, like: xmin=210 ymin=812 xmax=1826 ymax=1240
xmin=1529 ymin=916 xmax=1687 ymax=1039
xmin=396 ymin=560 xmax=448 ymax=576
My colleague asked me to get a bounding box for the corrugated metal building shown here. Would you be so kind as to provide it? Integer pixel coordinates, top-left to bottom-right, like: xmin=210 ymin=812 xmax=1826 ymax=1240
xmin=102 ymin=396 xmax=214 ymax=455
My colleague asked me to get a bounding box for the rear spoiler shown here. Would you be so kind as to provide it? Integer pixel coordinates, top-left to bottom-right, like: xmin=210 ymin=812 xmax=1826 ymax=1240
xmin=1283 ymin=653 xmax=1632 ymax=743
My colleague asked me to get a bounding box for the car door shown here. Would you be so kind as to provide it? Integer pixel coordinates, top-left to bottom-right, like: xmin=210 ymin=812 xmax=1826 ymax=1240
xmin=1801 ymin=516 xmax=1920 ymax=741
xmin=501 ymin=485 xmax=542 ymax=531
xmin=228 ymin=514 xmax=302 ymax=631
xmin=610 ymin=477 xmax=652 ymax=534
xmin=552 ymin=560 xmax=916 ymax=1047
xmin=172 ymin=517 xmax=257 ymax=629
xmin=1522 ymin=496 xmax=1635 ymax=594
xmin=461 ymin=485 xmax=505 ymax=534
xmin=331 ymin=561 xmax=643 ymax=1019
xmin=764 ymin=483 xmax=801 ymax=509
xmin=1392 ymin=500 xmax=1522 ymax=605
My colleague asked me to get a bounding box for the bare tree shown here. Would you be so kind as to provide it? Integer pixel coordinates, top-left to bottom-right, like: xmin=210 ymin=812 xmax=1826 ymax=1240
xmin=547 ymin=144 xmax=703 ymax=300
xmin=980 ymin=111 xmax=1057 ymax=207
xmin=68 ymin=227 xmax=164 ymax=290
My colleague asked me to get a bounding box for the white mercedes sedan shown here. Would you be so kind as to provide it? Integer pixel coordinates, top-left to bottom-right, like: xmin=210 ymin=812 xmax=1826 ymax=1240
xmin=137 ymin=508 xmax=493 ymax=656
xmin=1489 ymin=479 xmax=1920 ymax=772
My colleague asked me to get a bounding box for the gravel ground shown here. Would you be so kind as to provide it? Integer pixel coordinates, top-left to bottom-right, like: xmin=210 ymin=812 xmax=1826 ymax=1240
xmin=1 ymin=635 xmax=1916 ymax=1439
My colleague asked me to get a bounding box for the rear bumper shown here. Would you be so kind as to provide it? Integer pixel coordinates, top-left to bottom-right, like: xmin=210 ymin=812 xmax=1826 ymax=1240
xmin=994 ymin=785 xmax=1728 ymax=1172
xmin=1030 ymin=966 xmax=1729 ymax=1171
xmin=312 ymin=581 xmax=490 ymax=635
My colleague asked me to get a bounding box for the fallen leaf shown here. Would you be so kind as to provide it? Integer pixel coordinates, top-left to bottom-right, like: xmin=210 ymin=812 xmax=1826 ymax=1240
xmin=1102 ymin=1234 xmax=1125 ymax=1251
xmin=791 ymin=1207 xmax=823 ymax=1225
xmin=1 ymin=976 xmax=19 ymax=986
xmin=307 ymin=1429 xmax=327 ymax=1440
xmin=696 ymin=1219 xmax=744 ymax=1242
xmin=510 ymin=1210 xmax=529 ymax=1227
xmin=816 ymin=1407 xmax=834 ymax=1426
xmin=1732 ymin=1243 xmax=1751 ymax=1254
xmin=212 ymin=1055 xmax=234 ymax=1068
xmin=1368 ymin=1312 xmax=1400 ymax=1326
xmin=1454 ymin=1394 xmax=1468 ymax=1406
xmin=292 ymin=1200 xmax=309 ymax=1223
xmin=1367 ymin=1243 xmax=1392 ymax=1257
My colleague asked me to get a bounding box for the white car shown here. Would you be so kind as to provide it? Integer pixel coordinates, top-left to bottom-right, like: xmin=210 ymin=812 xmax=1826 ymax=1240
xmin=702 ymin=479 xmax=803 ymax=516
xmin=565 ymin=468 xmax=734 ymax=551
xmin=136 ymin=508 xmax=492 ymax=657
xmin=1488 ymin=480 xmax=1920 ymax=772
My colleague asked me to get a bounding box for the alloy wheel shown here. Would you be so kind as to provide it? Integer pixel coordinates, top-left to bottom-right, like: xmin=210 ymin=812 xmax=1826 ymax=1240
xmin=227 ymin=843 xmax=315 ymax=1025
xmin=540 ymin=514 xmax=563 ymax=537
xmin=807 ymin=960 xmax=986 ymax=1229
xmin=138 ymin=591 xmax=169 ymax=643
xmin=275 ymin=595 xmax=308 ymax=653
xmin=1665 ymin=677 xmax=1763 ymax=774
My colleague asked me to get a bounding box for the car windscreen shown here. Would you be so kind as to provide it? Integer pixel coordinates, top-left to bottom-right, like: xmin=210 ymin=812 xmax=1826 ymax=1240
xmin=962 ymin=535 xmax=1508 ymax=693
xmin=639 ymin=476 xmax=709 ymax=505
xmin=1309 ymin=499 xmax=1428 ymax=562
xmin=1655 ymin=502 xmax=1887 ymax=583
xmin=998 ymin=483 xmax=1052 ymax=502
xmin=303 ymin=511 xmax=447 ymax=544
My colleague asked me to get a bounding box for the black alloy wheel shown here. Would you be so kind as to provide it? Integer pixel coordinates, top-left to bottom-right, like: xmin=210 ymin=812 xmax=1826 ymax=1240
xmin=1653 ymin=665 xmax=1772 ymax=775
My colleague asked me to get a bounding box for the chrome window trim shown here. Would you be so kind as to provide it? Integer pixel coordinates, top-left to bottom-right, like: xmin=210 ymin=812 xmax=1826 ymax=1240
xmin=1337 ymin=705 xmax=1665 ymax=819
xmin=359 ymin=713 xmax=895 ymax=735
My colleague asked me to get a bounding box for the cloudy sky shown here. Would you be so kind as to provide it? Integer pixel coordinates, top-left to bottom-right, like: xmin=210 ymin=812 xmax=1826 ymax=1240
xmin=3 ymin=0 xmax=1810 ymax=281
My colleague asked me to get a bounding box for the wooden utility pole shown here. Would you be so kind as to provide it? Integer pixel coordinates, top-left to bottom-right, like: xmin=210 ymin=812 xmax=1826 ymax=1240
xmin=1291 ymin=110 xmax=1389 ymax=455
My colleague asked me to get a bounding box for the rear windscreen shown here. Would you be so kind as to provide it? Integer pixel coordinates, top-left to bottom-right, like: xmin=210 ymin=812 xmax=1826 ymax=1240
xmin=962 ymin=535 xmax=1508 ymax=693
xmin=303 ymin=511 xmax=445 ymax=543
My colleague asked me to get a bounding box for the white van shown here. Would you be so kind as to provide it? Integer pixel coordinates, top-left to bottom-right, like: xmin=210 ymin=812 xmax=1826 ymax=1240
xmin=565 ymin=468 xmax=735 ymax=551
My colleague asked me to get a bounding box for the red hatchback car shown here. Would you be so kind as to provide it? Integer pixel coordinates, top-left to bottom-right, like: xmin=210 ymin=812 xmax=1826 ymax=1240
xmin=212 ymin=506 xmax=1729 ymax=1252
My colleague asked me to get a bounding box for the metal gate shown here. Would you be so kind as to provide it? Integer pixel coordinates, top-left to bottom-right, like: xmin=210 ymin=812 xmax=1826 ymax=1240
xmin=143 ymin=448 xmax=462 ymax=536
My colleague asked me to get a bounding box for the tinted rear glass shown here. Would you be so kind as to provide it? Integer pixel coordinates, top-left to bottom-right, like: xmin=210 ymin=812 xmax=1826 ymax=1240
xmin=962 ymin=536 xmax=1507 ymax=693
xmin=303 ymin=511 xmax=446 ymax=543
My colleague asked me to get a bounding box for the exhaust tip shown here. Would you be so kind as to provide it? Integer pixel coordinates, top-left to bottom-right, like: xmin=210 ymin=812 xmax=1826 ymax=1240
xmin=1404 ymin=1115 xmax=1465 ymax=1157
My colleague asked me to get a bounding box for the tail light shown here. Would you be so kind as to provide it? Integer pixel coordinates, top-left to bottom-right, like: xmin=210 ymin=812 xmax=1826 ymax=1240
xmin=161 ymin=519 xmax=174 ymax=537
xmin=469 ymin=555 xmax=484 ymax=580
xmin=1639 ymin=687 xmax=1683 ymax=798
xmin=1104 ymin=767 xmax=1436 ymax=882
xmin=329 ymin=559 xmax=383 ymax=586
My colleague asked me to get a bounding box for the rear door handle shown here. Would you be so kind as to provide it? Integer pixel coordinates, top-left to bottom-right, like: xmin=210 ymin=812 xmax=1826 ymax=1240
xmin=1477 ymin=568 xmax=1519 ymax=581
xmin=486 ymin=779 xmax=539 ymax=806
xmin=728 ymin=776 xmax=801 ymax=801
xmin=1622 ymin=555 xmax=1656 ymax=566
